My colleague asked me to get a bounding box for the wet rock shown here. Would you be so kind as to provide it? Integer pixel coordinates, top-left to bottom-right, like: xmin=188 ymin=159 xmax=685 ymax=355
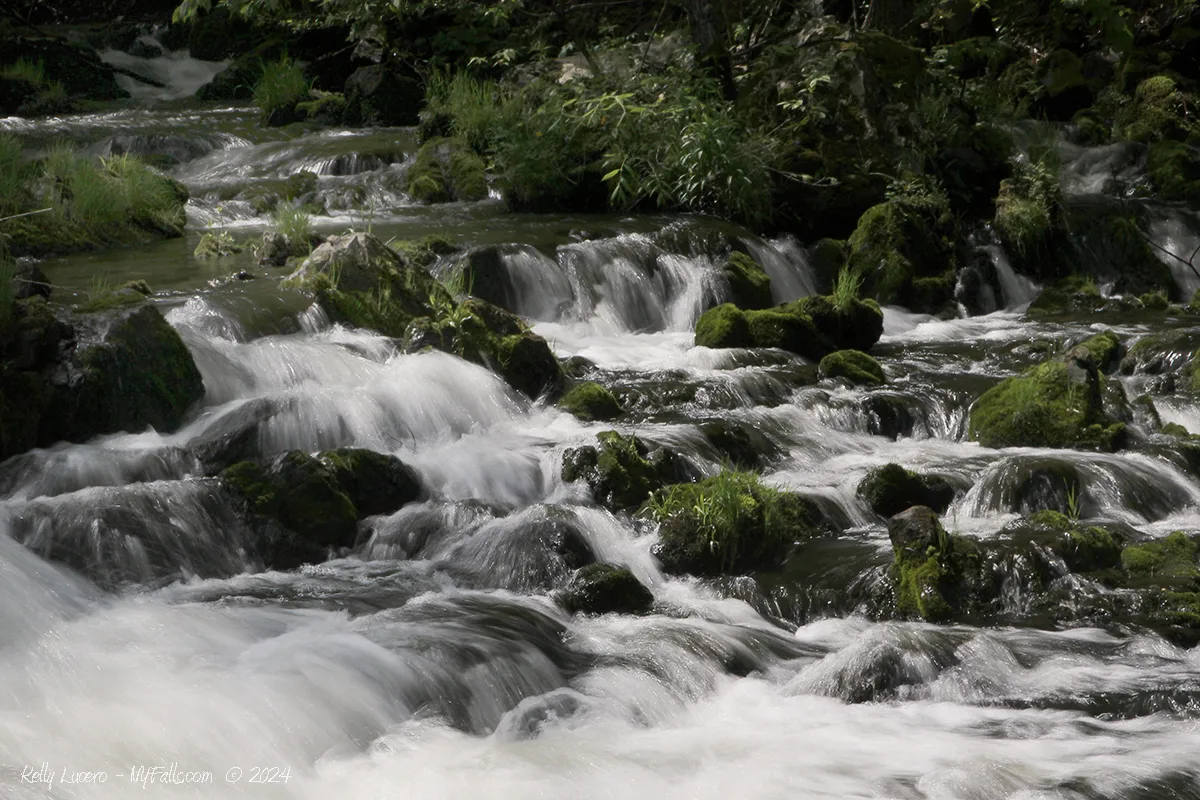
xmin=694 ymin=293 xmax=883 ymax=361
xmin=818 ymin=349 xmax=886 ymax=386
xmin=187 ymin=397 xmax=281 ymax=473
xmin=794 ymin=295 xmax=885 ymax=354
xmin=650 ymin=471 xmax=829 ymax=576
xmin=253 ymin=231 xmax=292 ymax=267
xmin=557 ymin=563 xmax=653 ymax=615
xmin=857 ymin=464 xmax=955 ymax=518
xmin=221 ymin=448 xmax=422 ymax=569
xmin=722 ymin=252 xmax=773 ymax=310
xmin=1073 ymin=330 xmax=1124 ymax=374
xmin=887 ymin=507 xmax=996 ymax=622
xmin=699 ymin=419 xmax=780 ymax=470
xmin=694 ymin=303 xmax=754 ymax=349
xmin=558 ymin=381 xmax=623 ymax=421
xmin=562 ymin=431 xmax=693 ymax=512
xmin=11 ymin=263 xmax=51 ymax=301
xmin=846 ymin=199 xmax=956 ymax=306
xmin=968 ymin=351 xmax=1129 ymax=451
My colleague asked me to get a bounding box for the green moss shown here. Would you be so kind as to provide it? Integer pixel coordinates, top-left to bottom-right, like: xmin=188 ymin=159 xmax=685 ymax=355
xmin=194 ymin=231 xmax=243 ymax=260
xmin=1060 ymin=526 xmax=1123 ymax=572
xmin=393 ymin=235 xmax=458 ymax=270
xmin=744 ymin=307 xmax=824 ymax=357
xmin=558 ymin=563 xmax=653 ymax=615
xmin=562 ymin=431 xmax=686 ymax=512
xmin=493 ymin=331 xmax=563 ymax=399
xmin=1146 ymin=140 xmax=1200 ymax=204
xmin=1117 ymin=76 xmax=1198 ymax=143
xmin=647 ymin=470 xmax=825 ymax=575
xmin=888 ymin=506 xmax=989 ymax=622
xmin=846 ymin=200 xmax=955 ymax=306
xmin=1076 ymin=330 xmax=1122 ymax=373
xmin=723 ymin=251 xmax=772 ymax=310
xmin=1140 ymin=290 xmax=1171 ymax=310
xmin=1030 ymin=509 xmax=1072 ymax=530
xmin=1121 ymin=531 xmax=1200 ymax=584
xmin=793 ymin=294 xmax=885 ymax=354
xmin=559 ymin=381 xmax=623 ymax=421
xmin=818 ymin=349 xmax=886 ymax=386
xmin=317 ymin=447 xmax=422 ymax=517
xmin=857 ymin=463 xmax=955 ymax=518
xmin=968 ymin=361 xmax=1126 ymax=450
xmin=995 ymin=178 xmax=1053 ymax=256
xmin=406 ymin=137 xmax=488 ymax=203
xmin=695 ymin=303 xmax=752 ymax=348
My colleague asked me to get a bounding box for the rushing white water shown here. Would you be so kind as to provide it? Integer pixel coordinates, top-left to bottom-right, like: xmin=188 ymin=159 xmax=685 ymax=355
xmin=100 ymin=37 xmax=231 ymax=103
xmin=985 ymin=243 xmax=1041 ymax=309
xmin=4 ymin=115 xmax=1200 ymax=800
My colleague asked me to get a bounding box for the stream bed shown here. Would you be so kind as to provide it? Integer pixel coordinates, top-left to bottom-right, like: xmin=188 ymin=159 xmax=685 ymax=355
xmin=3 ymin=88 xmax=1200 ymax=799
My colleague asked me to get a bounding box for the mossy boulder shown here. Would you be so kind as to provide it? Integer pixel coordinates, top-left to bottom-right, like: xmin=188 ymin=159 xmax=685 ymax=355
xmin=792 ymin=294 xmax=885 ymax=353
xmin=562 ymin=431 xmax=691 ymax=512
xmin=1033 ymin=49 xmax=1090 ymax=120
xmin=722 ymin=252 xmax=773 ymax=310
xmin=967 ymin=356 xmax=1128 ymax=451
xmin=818 ymin=349 xmax=886 ymax=386
xmin=694 ymin=303 xmax=753 ymax=349
xmin=857 ymin=463 xmax=955 ymax=518
xmin=887 ymin=506 xmax=995 ymax=622
xmin=221 ymin=448 xmax=422 ymax=569
xmin=557 ymin=563 xmax=653 ymax=615
xmin=1116 ymin=76 xmax=1199 ymax=144
xmin=1118 ymin=330 xmax=1200 ymax=393
xmin=559 ymin=381 xmax=623 ymax=421
xmin=490 ymin=330 xmax=563 ymax=399
xmin=405 ymin=137 xmax=488 ymax=204
xmin=1121 ymin=531 xmax=1200 ymax=588
xmin=846 ymin=200 xmax=956 ymax=307
xmin=1075 ymin=330 xmax=1124 ymax=373
xmin=1146 ymin=140 xmax=1200 ymax=204
xmin=649 ymin=471 xmax=828 ymax=576
xmin=1026 ymin=275 xmax=1105 ymax=318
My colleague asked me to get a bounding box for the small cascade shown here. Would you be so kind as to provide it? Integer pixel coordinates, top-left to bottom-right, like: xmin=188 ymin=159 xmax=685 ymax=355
xmin=985 ymin=243 xmax=1040 ymax=309
xmin=100 ymin=35 xmax=231 ymax=103
xmin=741 ymin=234 xmax=817 ymax=302
xmin=1149 ymin=208 xmax=1200 ymax=298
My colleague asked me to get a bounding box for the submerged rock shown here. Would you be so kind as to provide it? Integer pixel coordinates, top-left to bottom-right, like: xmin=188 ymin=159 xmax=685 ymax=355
xmin=557 ymin=563 xmax=653 ymax=615
xmin=649 ymin=471 xmax=828 ymax=576
xmin=858 ymin=464 xmax=955 ymax=518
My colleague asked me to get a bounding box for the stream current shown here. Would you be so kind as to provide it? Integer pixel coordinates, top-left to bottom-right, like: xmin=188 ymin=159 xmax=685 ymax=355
xmin=3 ymin=43 xmax=1200 ymax=800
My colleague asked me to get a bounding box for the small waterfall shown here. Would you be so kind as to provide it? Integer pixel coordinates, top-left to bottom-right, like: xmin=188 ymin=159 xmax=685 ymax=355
xmin=742 ymin=235 xmax=817 ymax=302
xmin=1149 ymin=209 xmax=1200 ymax=299
xmin=985 ymin=244 xmax=1040 ymax=308
xmin=100 ymin=36 xmax=231 ymax=103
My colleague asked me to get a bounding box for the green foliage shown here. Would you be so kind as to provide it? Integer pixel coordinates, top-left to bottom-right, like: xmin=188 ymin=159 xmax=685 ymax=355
xmin=254 ymin=56 xmax=309 ymax=119
xmin=0 ymin=58 xmax=45 ymax=86
xmin=194 ymin=230 xmax=243 ymax=259
xmin=995 ymin=155 xmax=1059 ymax=258
xmin=695 ymin=303 xmax=752 ymax=349
xmin=0 ymin=134 xmax=28 ymax=213
xmin=422 ymin=72 xmax=511 ymax=153
xmin=562 ymin=430 xmax=685 ymax=511
xmin=1122 ymin=532 xmax=1200 ymax=584
xmin=831 ymin=265 xmax=864 ymax=311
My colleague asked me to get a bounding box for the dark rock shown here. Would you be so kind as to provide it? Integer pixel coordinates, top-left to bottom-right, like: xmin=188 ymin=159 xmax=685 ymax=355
xmin=858 ymin=464 xmax=956 ymax=518
xmin=562 ymin=431 xmax=693 ymax=512
xmin=557 ymin=563 xmax=653 ymax=615
xmin=342 ymin=64 xmax=422 ymax=127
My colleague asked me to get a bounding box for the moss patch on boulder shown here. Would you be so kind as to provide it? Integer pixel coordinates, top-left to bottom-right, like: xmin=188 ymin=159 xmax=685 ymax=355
xmin=722 ymin=252 xmax=773 ymax=310
xmin=562 ymin=431 xmax=691 ymax=512
xmin=406 ymin=137 xmax=488 ymax=203
xmin=559 ymin=381 xmax=623 ymax=421
xmin=887 ymin=506 xmax=994 ymax=622
xmin=694 ymin=303 xmax=753 ymax=349
xmin=648 ymin=470 xmax=827 ymax=576
xmin=967 ymin=358 xmax=1128 ymax=451
xmin=819 ymin=349 xmax=886 ymax=385
xmin=846 ymin=199 xmax=956 ymax=307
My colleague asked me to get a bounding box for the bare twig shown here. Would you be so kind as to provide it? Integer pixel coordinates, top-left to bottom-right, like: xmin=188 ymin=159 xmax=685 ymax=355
xmin=0 ymin=208 xmax=53 ymax=224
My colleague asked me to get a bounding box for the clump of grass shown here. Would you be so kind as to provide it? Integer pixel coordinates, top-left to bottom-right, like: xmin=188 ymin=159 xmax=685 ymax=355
xmin=0 ymin=134 xmax=28 ymax=212
xmin=423 ymin=72 xmax=509 ymax=153
xmin=831 ymin=265 xmax=864 ymax=310
xmin=0 ymin=58 xmax=45 ymax=86
xmin=44 ymin=145 xmax=130 ymax=232
xmin=272 ymin=203 xmax=312 ymax=250
xmin=253 ymin=56 xmax=309 ymax=120
xmin=102 ymin=153 xmax=185 ymax=234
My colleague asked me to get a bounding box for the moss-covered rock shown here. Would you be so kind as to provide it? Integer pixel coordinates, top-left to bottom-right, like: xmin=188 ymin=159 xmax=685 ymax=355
xmin=1116 ymin=76 xmax=1199 ymax=144
xmin=194 ymin=231 xmax=243 ymax=259
xmin=846 ymin=200 xmax=956 ymax=306
xmin=1121 ymin=531 xmax=1200 ymax=587
xmin=559 ymin=381 xmax=623 ymax=421
xmin=694 ymin=303 xmax=753 ymax=349
xmin=792 ymin=294 xmax=885 ymax=353
xmin=557 ymin=563 xmax=653 ymax=615
xmin=722 ymin=252 xmax=773 ymax=310
xmin=649 ymin=470 xmax=827 ymax=576
xmin=818 ymin=349 xmax=886 ymax=386
xmin=1075 ymin=330 xmax=1123 ymax=373
xmin=221 ymin=448 xmax=423 ymax=569
xmin=1146 ymin=140 xmax=1200 ymax=204
xmin=1027 ymin=275 xmax=1105 ymax=318
xmin=857 ymin=463 xmax=955 ymax=518
xmin=743 ymin=306 xmax=825 ymax=356
xmin=887 ymin=506 xmax=995 ymax=622
xmin=967 ymin=356 xmax=1128 ymax=451
xmin=406 ymin=136 xmax=488 ymax=204
xmin=562 ymin=431 xmax=691 ymax=512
